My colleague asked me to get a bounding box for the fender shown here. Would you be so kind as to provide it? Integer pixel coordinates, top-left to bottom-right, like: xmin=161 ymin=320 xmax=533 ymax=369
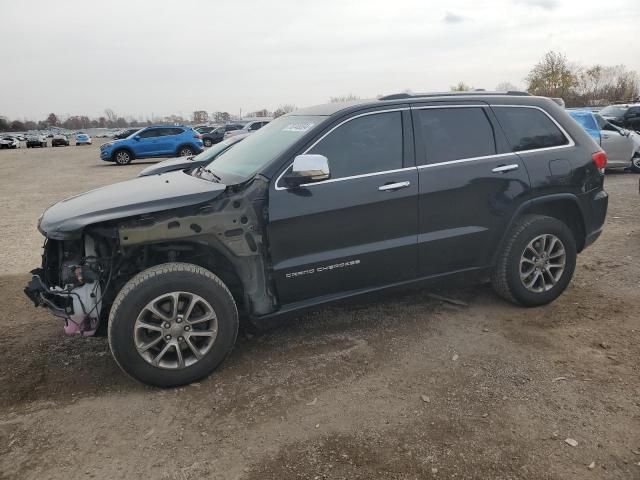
xmin=491 ymin=193 xmax=587 ymax=265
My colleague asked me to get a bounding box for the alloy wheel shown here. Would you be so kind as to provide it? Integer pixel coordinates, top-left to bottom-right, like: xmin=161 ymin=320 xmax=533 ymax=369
xmin=134 ymin=292 xmax=218 ymax=369
xmin=519 ymin=234 xmax=566 ymax=293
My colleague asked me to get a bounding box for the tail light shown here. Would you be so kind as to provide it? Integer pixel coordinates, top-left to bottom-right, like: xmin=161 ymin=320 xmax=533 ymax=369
xmin=195 ymin=133 xmax=202 ymax=139
xmin=592 ymin=150 xmax=607 ymax=172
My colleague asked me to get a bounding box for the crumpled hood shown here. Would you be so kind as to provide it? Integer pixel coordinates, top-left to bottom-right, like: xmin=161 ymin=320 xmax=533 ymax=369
xmin=39 ymin=170 xmax=227 ymax=239
xmin=138 ymin=156 xmax=200 ymax=177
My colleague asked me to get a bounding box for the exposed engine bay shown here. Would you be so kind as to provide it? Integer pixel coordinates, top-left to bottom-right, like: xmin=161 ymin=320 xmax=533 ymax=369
xmin=24 ymin=176 xmax=277 ymax=336
xmin=25 ymin=235 xmax=108 ymax=336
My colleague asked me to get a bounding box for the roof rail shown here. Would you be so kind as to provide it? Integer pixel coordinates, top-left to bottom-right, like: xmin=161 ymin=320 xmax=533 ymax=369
xmin=378 ymin=90 xmax=531 ymax=101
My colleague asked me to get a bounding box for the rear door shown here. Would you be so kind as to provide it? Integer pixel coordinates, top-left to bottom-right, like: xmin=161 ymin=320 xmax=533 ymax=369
xmin=412 ymin=103 xmax=531 ymax=276
xmin=268 ymin=108 xmax=419 ymax=304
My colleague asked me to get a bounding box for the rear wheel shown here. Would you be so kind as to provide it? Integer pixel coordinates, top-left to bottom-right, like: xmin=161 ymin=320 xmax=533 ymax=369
xmin=178 ymin=146 xmax=194 ymax=157
xmin=108 ymin=263 xmax=239 ymax=387
xmin=203 ymin=138 xmax=213 ymax=147
xmin=113 ymin=149 xmax=132 ymax=165
xmin=631 ymin=154 xmax=640 ymax=173
xmin=492 ymin=215 xmax=576 ymax=307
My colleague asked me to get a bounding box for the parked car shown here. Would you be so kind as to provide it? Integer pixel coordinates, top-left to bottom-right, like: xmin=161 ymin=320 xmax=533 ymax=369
xmin=224 ymin=120 xmax=271 ymax=139
xmin=25 ymin=92 xmax=608 ymax=387
xmin=0 ymin=136 xmax=20 ymax=149
xmin=52 ymin=134 xmax=70 ymax=147
xmin=568 ymin=110 xmax=638 ymax=171
xmin=26 ymin=134 xmax=47 ymax=148
xmin=100 ymin=125 xmax=204 ymax=165
xmin=75 ymin=133 xmax=92 ymax=145
xmin=600 ymin=104 xmax=640 ymax=132
xmin=201 ymin=124 xmax=244 ymax=147
xmin=138 ymin=134 xmax=248 ymax=177
xmin=113 ymin=128 xmax=141 ymax=140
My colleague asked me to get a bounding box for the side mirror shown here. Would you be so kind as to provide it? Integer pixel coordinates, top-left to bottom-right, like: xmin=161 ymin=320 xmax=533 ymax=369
xmin=134 ymin=135 xmax=141 ymax=141
xmin=283 ymin=154 xmax=330 ymax=188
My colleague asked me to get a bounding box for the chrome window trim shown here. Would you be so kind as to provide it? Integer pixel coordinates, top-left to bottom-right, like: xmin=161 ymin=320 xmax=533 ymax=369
xmin=418 ymin=152 xmax=517 ymax=169
xmin=274 ymin=108 xmax=408 ymax=191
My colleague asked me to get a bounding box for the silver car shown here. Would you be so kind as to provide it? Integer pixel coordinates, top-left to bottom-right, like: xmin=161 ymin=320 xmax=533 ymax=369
xmin=594 ymin=113 xmax=639 ymax=171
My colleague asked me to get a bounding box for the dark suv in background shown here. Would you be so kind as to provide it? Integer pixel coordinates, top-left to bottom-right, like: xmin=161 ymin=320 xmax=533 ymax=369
xmin=200 ymin=124 xmax=244 ymax=147
xmin=26 ymin=92 xmax=608 ymax=387
xmin=600 ymin=103 xmax=640 ymax=131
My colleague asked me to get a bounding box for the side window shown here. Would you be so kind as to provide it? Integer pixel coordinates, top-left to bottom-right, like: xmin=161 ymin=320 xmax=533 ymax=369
xmin=415 ymin=107 xmax=496 ymax=164
xmin=493 ymin=107 xmax=569 ymax=152
xmin=169 ymin=128 xmax=184 ymax=136
xmin=138 ymin=129 xmax=160 ymax=139
xmin=308 ymin=111 xmax=403 ymax=179
xmin=628 ymin=107 xmax=640 ymax=116
xmin=248 ymin=122 xmax=261 ymax=131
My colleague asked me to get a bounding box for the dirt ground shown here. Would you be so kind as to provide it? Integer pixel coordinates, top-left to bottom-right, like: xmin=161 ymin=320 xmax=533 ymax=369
xmin=0 ymin=142 xmax=638 ymax=480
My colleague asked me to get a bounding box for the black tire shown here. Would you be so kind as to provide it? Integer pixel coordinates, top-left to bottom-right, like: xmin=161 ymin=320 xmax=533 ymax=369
xmin=630 ymin=154 xmax=640 ymax=173
xmin=177 ymin=145 xmax=194 ymax=157
xmin=108 ymin=262 xmax=239 ymax=387
xmin=203 ymin=138 xmax=213 ymax=147
xmin=113 ymin=149 xmax=132 ymax=165
xmin=491 ymin=215 xmax=577 ymax=307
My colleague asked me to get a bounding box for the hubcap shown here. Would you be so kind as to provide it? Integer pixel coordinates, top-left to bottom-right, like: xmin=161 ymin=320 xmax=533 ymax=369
xmin=116 ymin=152 xmax=129 ymax=164
xmin=134 ymin=292 xmax=218 ymax=369
xmin=180 ymin=148 xmax=192 ymax=157
xmin=633 ymin=156 xmax=640 ymax=168
xmin=519 ymin=234 xmax=566 ymax=293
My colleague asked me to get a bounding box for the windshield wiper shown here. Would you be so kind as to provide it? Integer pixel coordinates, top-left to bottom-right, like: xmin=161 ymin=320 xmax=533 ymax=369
xmin=194 ymin=167 xmax=222 ymax=183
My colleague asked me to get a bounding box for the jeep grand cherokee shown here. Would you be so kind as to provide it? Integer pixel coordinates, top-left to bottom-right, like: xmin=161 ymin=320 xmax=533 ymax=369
xmin=25 ymin=92 xmax=608 ymax=387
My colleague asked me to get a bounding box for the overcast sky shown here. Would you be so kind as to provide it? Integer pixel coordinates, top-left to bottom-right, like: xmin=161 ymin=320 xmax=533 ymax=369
xmin=1 ymin=0 xmax=638 ymax=120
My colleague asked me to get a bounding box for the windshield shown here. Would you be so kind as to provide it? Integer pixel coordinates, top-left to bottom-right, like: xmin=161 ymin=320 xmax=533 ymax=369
xmin=600 ymin=105 xmax=627 ymax=117
xmin=206 ymin=115 xmax=325 ymax=179
xmin=569 ymin=111 xmax=598 ymax=131
xmin=191 ymin=136 xmax=242 ymax=163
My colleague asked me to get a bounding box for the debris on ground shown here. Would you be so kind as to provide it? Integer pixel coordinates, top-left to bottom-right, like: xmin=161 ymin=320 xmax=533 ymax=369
xmin=565 ymin=438 xmax=579 ymax=447
xmin=427 ymin=293 xmax=468 ymax=307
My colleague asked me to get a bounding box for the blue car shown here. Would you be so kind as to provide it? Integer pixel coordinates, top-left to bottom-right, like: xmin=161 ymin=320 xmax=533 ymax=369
xmin=75 ymin=132 xmax=92 ymax=145
xmin=100 ymin=126 xmax=204 ymax=165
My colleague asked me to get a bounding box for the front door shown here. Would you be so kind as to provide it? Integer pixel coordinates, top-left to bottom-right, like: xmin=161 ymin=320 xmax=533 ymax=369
xmin=268 ymin=109 xmax=419 ymax=305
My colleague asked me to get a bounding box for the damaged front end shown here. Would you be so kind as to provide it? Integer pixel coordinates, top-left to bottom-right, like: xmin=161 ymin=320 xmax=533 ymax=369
xmin=25 ymin=235 xmax=110 ymax=336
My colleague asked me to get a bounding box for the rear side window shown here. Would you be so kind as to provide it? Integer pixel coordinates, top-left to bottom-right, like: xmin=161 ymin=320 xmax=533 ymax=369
xmin=494 ymin=107 xmax=569 ymax=152
xmin=138 ymin=129 xmax=160 ymax=138
xmin=308 ymin=111 xmax=403 ymax=179
xmin=414 ymin=107 xmax=496 ymax=164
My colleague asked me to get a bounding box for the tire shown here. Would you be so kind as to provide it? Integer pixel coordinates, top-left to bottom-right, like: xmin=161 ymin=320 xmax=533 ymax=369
xmin=203 ymin=138 xmax=213 ymax=147
xmin=177 ymin=145 xmax=194 ymax=157
xmin=631 ymin=154 xmax=640 ymax=173
xmin=108 ymin=262 xmax=239 ymax=387
xmin=113 ymin=149 xmax=132 ymax=165
xmin=491 ymin=215 xmax=577 ymax=307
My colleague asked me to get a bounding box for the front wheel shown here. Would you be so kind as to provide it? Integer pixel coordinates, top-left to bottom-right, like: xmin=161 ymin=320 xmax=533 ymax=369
xmin=178 ymin=146 xmax=194 ymax=157
xmin=492 ymin=215 xmax=577 ymax=307
xmin=113 ymin=149 xmax=132 ymax=165
xmin=108 ymin=263 xmax=239 ymax=387
xmin=630 ymin=154 xmax=640 ymax=173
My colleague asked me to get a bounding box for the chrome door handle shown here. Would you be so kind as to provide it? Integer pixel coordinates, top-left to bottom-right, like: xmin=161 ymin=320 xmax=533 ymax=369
xmin=602 ymin=134 xmax=610 ymax=139
xmin=378 ymin=181 xmax=410 ymax=191
xmin=492 ymin=164 xmax=519 ymax=173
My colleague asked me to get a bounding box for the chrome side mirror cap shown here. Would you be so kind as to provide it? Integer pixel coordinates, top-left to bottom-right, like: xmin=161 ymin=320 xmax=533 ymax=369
xmin=284 ymin=154 xmax=330 ymax=187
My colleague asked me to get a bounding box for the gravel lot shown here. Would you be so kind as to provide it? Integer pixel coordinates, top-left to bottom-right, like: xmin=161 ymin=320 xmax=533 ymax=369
xmin=0 ymin=143 xmax=639 ymax=480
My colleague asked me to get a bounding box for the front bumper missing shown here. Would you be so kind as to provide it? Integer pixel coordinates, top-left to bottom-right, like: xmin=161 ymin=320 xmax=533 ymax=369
xmin=24 ymin=269 xmax=100 ymax=336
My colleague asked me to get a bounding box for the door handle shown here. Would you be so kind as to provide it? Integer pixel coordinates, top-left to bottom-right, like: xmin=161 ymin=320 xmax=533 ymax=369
xmin=492 ymin=164 xmax=519 ymax=173
xmin=378 ymin=181 xmax=410 ymax=191
xmin=602 ymin=134 xmax=610 ymax=139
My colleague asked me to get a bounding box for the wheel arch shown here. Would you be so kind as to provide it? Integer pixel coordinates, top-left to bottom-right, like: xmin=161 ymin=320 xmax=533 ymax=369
xmin=494 ymin=194 xmax=587 ymax=265
xmin=111 ymin=146 xmax=135 ymax=160
xmin=175 ymin=143 xmax=196 ymax=155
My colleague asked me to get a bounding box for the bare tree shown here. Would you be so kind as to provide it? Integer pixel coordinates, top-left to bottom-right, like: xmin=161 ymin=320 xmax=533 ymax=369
xmin=273 ymin=104 xmax=296 ymax=118
xmin=329 ymin=94 xmax=360 ymax=103
xmin=450 ymin=82 xmax=473 ymax=91
xmin=495 ymin=82 xmax=520 ymax=92
xmin=46 ymin=113 xmax=59 ymax=126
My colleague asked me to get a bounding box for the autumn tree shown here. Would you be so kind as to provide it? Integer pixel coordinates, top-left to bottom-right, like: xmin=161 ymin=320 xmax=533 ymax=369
xmin=192 ymin=110 xmax=209 ymax=123
xmin=46 ymin=113 xmax=59 ymax=126
xmin=526 ymin=51 xmax=577 ymax=99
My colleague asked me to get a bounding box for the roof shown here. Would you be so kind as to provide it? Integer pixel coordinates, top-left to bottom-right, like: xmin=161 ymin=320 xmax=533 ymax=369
xmin=291 ymin=91 xmax=545 ymax=118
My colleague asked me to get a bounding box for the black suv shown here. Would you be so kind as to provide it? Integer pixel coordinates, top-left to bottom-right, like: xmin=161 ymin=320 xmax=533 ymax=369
xmin=600 ymin=104 xmax=640 ymax=131
xmin=201 ymin=124 xmax=244 ymax=147
xmin=25 ymin=92 xmax=608 ymax=387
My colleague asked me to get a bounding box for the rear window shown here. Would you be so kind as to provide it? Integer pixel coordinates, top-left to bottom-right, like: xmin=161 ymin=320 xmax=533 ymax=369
xmin=414 ymin=107 xmax=496 ymax=164
xmin=568 ymin=111 xmax=598 ymax=131
xmin=493 ymin=107 xmax=569 ymax=152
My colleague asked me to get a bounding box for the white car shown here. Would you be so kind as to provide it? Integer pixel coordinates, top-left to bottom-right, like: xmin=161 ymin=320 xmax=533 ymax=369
xmin=224 ymin=119 xmax=271 ymax=139
xmin=75 ymin=132 xmax=92 ymax=145
xmin=0 ymin=136 xmax=20 ymax=149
